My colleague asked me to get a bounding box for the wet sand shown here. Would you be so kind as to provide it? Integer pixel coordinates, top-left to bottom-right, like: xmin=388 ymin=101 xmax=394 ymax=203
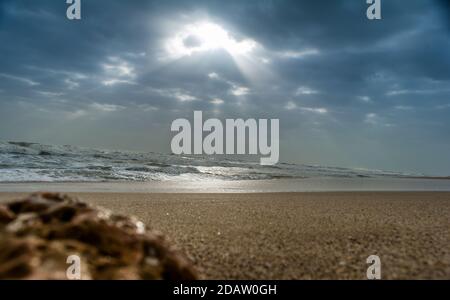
xmin=1 ymin=192 xmax=449 ymax=279
xmin=2 ymin=177 xmax=450 ymax=193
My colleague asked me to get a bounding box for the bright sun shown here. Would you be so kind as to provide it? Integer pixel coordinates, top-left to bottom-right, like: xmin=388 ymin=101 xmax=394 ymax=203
xmin=166 ymin=22 xmax=257 ymax=58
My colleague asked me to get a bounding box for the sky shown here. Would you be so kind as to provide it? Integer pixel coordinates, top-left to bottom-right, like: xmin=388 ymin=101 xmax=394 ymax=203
xmin=0 ymin=0 xmax=449 ymax=175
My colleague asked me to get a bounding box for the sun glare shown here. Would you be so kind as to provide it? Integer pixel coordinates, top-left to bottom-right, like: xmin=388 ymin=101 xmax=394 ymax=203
xmin=166 ymin=22 xmax=257 ymax=58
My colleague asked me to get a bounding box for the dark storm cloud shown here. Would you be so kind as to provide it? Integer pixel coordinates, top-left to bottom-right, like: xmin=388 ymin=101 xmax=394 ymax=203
xmin=0 ymin=0 xmax=449 ymax=175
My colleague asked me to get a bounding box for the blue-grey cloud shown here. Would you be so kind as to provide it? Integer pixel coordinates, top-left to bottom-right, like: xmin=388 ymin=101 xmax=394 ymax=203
xmin=0 ymin=0 xmax=449 ymax=175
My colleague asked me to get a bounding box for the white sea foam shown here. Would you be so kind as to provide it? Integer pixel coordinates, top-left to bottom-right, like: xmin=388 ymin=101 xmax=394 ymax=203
xmin=0 ymin=141 xmax=422 ymax=182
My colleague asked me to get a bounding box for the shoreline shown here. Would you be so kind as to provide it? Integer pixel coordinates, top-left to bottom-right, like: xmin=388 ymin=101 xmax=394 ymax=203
xmin=1 ymin=191 xmax=449 ymax=279
xmin=1 ymin=177 xmax=450 ymax=193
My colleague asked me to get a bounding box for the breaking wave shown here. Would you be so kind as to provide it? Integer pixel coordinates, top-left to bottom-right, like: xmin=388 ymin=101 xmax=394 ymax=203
xmin=0 ymin=141 xmax=421 ymax=182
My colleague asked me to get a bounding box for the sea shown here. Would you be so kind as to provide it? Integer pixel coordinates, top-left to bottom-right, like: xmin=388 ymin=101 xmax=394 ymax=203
xmin=0 ymin=141 xmax=424 ymax=183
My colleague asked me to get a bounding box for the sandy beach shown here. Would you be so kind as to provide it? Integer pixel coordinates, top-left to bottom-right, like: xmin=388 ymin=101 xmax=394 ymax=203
xmin=1 ymin=191 xmax=449 ymax=279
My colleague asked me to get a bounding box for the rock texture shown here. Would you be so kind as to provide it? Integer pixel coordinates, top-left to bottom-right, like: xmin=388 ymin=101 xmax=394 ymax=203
xmin=0 ymin=193 xmax=199 ymax=280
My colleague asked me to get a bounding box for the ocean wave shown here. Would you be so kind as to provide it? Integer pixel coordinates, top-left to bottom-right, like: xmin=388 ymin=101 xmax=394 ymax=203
xmin=0 ymin=141 xmax=421 ymax=182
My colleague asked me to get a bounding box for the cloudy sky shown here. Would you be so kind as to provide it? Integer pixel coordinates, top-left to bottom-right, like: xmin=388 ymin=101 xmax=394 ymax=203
xmin=0 ymin=0 xmax=449 ymax=175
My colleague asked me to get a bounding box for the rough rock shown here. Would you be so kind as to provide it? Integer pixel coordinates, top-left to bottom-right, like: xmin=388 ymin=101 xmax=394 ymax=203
xmin=0 ymin=193 xmax=199 ymax=280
